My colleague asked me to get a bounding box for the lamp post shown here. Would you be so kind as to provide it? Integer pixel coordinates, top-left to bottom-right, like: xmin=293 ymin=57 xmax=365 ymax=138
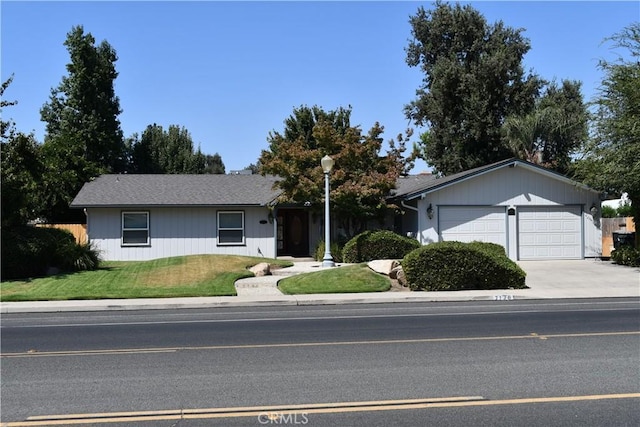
xmin=321 ymin=155 xmax=335 ymax=267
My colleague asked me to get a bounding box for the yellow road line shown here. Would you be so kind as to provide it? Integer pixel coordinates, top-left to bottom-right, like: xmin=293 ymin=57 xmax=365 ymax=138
xmin=2 ymin=330 xmax=638 ymax=358
xmin=2 ymin=393 xmax=639 ymax=426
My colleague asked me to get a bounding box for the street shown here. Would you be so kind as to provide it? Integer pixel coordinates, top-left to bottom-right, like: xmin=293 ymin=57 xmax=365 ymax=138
xmin=1 ymin=298 xmax=639 ymax=426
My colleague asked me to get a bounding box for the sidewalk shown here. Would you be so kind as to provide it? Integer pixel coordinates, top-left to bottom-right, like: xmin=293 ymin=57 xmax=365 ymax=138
xmin=1 ymin=260 xmax=638 ymax=313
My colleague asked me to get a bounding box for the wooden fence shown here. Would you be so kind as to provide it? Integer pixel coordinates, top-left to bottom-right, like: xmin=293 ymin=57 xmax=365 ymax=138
xmin=601 ymin=217 xmax=635 ymax=257
xmin=36 ymin=223 xmax=87 ymax=244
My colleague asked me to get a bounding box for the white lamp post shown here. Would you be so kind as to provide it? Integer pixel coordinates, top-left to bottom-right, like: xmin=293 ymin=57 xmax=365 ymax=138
xmin=321 ymin=155 xmax=335 ymax=267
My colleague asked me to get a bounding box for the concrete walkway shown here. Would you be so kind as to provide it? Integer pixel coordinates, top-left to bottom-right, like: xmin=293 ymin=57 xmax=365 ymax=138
xmin=1 ymin=260 xmax=638 ymax=313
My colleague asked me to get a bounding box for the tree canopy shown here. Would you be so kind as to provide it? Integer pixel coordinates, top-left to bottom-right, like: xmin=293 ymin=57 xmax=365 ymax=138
xmin=503 ymin=80 xmax=588 ymax=173
xmin=129 ymin=124 xmax=225 ymax=174
xmin=405 ymin=1 xmax=543 ymax=175
xmin=259 ymin=105 xmax=411 ymax=237
xmin=1 ymin=76 xmax=45 ymax=226
xmin=573 ymin=23 xmax=640 ymax=245
xmin=41 ymin=25 xmax=126 ymax=173
xmin=38 ymin=26 xmax=125 ymax=220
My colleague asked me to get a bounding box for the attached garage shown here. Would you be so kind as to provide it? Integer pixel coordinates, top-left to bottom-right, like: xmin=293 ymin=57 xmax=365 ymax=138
xmin=440 ymin=206 xmax=506 ymax=247
xmin=518 ymin=206 xmax=582 ymax=260
xmin=393 ymin=158 xmax=602 ymax=261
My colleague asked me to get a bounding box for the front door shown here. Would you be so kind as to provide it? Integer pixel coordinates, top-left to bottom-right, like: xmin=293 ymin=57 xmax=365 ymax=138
xmin=277 ymin=209 xmax=309 ymax=257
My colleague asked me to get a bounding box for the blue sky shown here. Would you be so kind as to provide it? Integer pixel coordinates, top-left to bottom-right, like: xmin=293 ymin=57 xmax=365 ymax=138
xmin=2 ymin=1 xmax=638 ymax=173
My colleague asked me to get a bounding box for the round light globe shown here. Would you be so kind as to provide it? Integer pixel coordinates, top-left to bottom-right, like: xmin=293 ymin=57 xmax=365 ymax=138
xmin=321 ymin=155 xmax=334 ymax=173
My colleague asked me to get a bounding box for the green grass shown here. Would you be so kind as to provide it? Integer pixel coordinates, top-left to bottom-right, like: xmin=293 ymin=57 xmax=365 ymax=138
xmin=278 ymin=263 xmax=391 ymax=294
xmin=0 ymin=255 xmax=292 ymax=301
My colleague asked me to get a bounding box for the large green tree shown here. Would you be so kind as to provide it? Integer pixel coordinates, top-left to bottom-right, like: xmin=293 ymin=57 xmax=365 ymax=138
xmin=405 ymin=1 xmax=542 ymax=175
xmin=129 ymin=124 xmax=225 ymax=174
xmin=259 ymin=105 xmax=410 ymax=237
xmin=1 ymin=76 xmax=45 ymax=226
xmin=574 ymin=23 xmax=640 ymax=246
xmin=503 ymin=80 xmax=589 ymax=173
xmin=39 ymin=26 xmax=125 ymax=220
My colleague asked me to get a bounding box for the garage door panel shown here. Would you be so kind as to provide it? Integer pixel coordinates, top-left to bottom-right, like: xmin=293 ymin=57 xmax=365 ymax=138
xmin=440 ymin=207 xmax=506 ymax=247
xmin=518 ymin=206 xmax=582 ymax=260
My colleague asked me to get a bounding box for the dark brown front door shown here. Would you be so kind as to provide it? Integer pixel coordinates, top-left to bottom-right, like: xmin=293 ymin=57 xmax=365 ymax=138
xmin=277 ymin=209 xmax=309 ymax=256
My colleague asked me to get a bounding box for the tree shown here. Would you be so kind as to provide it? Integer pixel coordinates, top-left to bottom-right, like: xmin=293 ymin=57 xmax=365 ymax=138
xmin=203 ymin=153 xmax=225 ymax=174
xmin=259 ymin=105 xmax=411 ymax=237
xmin=38 ymin=26 xmax=126 ymax=220
xmin=41 ymin=25 xmax=126 ymax=172
xmin=1 ymin=74 xmax=17 ymax=140
xmin=503 ymin=80 xmax=589 ymax=173
xmin=574 ymin=23 xmax=640 ymax=246
xmin=1 ymin=77 xmax=45 ymax=226
xmin=405 ymin=1 xmax=542 ymax=175
xmin=129 ymin=124 xmax=225 ymax=174
xmin=1 ymin=133 xmax=44 ymax=226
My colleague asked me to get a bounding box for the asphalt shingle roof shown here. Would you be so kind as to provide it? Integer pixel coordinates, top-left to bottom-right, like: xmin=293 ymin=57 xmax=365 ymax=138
xmin=70 ymin=174 xmax=283 ymax=207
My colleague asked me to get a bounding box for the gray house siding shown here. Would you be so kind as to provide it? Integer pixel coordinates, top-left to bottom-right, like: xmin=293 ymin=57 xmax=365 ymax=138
xmin=87 ymin=207 xmax=275 ymax=261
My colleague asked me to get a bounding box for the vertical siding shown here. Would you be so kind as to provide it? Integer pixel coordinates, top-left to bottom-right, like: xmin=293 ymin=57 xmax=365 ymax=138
xmin=87 ymin=206 xmax=275 ymax=261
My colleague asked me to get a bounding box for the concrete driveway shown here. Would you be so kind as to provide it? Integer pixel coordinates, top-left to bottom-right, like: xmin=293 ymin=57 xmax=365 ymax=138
xmin=516 ymin=260 xmax=640 ymax=299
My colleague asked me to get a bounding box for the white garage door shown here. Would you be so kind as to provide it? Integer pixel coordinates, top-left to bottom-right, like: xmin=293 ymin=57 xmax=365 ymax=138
xmin=518 ymin=206 xmax=582 ymax=260
xmin=440 ymin=206 xmax=506 ymax=247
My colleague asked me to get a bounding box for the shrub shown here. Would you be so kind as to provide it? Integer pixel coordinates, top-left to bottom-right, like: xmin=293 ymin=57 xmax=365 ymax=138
xmin=57 ymin=241 xmax=102 ymax=271
xmin=314 ymin=239 xmax=344 ymax=263
xmin=402 ymin=241 xmax=526 ymax=291
xmin=601 ymin=205 xmax=617 ymax=218
xmin=1 ymin=226 xmax=101 ymax=280
xmin=610 ymin=246 xmax=640 ymax=267
xmin=342 ymin=230 xmax=421 ymax=263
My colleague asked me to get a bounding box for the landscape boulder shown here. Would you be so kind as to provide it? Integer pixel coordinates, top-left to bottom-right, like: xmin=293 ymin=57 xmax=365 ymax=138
xmin=367 ymin=259 xmax=400 ymax=276
xmin=249 ymin=262 xmax=271 ymax=277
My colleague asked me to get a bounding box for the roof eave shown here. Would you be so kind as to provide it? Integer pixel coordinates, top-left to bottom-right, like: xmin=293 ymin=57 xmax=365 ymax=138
xmin=402 ymin=159 xmax=599 ymax=200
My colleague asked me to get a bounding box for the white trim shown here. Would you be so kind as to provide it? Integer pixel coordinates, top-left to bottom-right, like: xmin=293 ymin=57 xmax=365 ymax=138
xmin=121 ymin=211 xmax=150 ymax=246
xmin=217 ymin=211 xmax=245 ymax=246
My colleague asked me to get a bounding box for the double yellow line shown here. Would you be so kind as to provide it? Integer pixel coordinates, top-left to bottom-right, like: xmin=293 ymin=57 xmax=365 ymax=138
xmin=3 ymin=394 xmax=640 ymax=426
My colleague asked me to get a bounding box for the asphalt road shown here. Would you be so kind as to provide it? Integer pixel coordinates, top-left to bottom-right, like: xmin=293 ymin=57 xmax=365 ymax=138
xmin=1 ymin=298 xmax=639 ymax=426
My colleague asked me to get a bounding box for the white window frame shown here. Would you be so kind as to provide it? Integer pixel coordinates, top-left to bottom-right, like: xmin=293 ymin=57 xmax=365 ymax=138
xmin=122 ymin=211 xmax=150 ymax=246
xmin=217 ymin=211 xmax=245 ymax=246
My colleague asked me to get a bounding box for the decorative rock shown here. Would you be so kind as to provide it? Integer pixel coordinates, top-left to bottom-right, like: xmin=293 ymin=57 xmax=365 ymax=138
xmin=396 ymin=268 xmax=408 ymax=288
xmin=249 ymin=262 xmax=271 ymax=277
xmin=389 ymin=265 xmax=403 ymax=280
xmin=367 ymin=259 xmax=400 ymax=275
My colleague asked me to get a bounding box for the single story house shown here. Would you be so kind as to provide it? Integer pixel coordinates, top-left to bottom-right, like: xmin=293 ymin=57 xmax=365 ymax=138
xmin=70 ymin=174 xmax=283 ymax=261
xmin=70 ymin=158 xmax=602 ymax=261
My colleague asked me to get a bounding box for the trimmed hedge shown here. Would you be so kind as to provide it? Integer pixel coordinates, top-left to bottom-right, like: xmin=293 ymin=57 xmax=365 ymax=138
xmin=342 ymin=230 xmax=421 ymax=263
xmin=1 ymin=226 xmax=101 ymax=280
xmin=402 ymin=241 xmax=526 ymax=291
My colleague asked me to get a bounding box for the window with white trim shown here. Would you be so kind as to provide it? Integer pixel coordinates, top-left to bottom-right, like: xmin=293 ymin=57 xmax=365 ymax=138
xmin=122 ymin=211 xmax=149 ymax=246
xmin=218 ymin=211 xmax=244 ymax=245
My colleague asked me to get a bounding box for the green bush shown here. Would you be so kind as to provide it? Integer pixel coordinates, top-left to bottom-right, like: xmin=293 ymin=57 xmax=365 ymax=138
xmin=342 ymin=230 xmax=421 ymax=263
xmin=1 ymin=226 xmax=101 ymax=280
xmin=610 ymin=246 xmax=640 ymax=267
xmin=314 ymin=239 xmax=344 ymax=263
xmin=601 ymin=205 xmax=617 ymax=218
xmin=402 ymin=241 xmax=526 ymax=291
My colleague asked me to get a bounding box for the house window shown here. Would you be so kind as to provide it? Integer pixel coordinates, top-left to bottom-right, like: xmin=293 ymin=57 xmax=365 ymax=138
xmin=122 ymin=211 xmax=149 ymax=246
xmin=218 ymin=211 xmax=244 ymax=245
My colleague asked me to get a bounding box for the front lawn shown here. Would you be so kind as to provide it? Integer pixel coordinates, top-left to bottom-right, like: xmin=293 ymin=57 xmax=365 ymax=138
xmin=278 ymin=263 xmax=391 ymax=294
xmin=0 ymin=255 xmax=292 ymax=301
